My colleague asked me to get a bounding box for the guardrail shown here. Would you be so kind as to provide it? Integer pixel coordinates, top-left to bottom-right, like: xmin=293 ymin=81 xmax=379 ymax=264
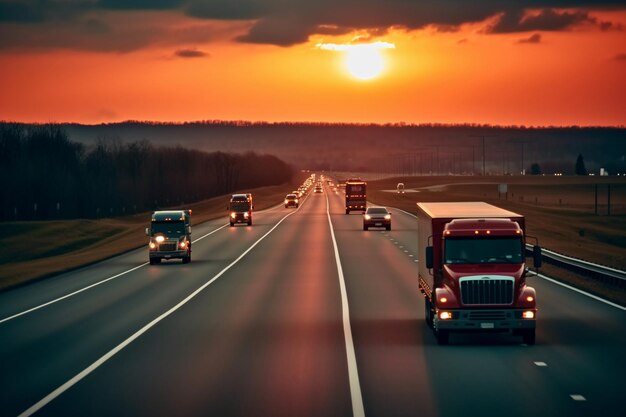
xmin=526 ymin=244 xmax=626 ymax=287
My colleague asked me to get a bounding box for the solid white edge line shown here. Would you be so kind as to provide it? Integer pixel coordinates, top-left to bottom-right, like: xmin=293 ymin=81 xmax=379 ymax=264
xmin=326 ymin=194 xmax=366 ymax=417
xmin=17 ymin=205 xmax=299 ymax=417
xmin=528 ymin=271 xmax=626 ymax=312
xmin=0 ymin=224 xmax=228 ymax=325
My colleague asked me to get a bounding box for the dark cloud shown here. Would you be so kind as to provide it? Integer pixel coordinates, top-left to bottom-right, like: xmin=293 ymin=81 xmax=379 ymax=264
xmin=517 ymin=33 xmax=542 ymax=43
xmin=487 ymin=8 xmax=597 ymax=33
xmin=174 ymin=48 xmax=209 ymax=58
xmin=0 ymin=1 xmax=624 ymax=50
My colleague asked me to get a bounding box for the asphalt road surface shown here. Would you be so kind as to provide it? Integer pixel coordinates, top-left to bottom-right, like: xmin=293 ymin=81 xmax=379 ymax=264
xmin=1 ymin=183 xmax=624 ymax=417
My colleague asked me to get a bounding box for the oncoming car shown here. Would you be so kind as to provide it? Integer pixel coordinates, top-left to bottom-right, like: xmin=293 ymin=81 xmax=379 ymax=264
xmin=314 ymin=184 xmax=323 ymax=193
xmin=363 ymin=207 xmax=391 ymax=231
xmin=285 ymin=193 xmax=299 ymax=208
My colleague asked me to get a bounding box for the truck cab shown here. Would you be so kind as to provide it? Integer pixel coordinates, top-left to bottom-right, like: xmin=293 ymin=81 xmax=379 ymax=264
xmin=146 ymin=210 xmax=192 ymax=264
xmin=417 ymin=202 xmax=541 ymax=345
xmin=228 ymin=194 xmax=254 ymax=226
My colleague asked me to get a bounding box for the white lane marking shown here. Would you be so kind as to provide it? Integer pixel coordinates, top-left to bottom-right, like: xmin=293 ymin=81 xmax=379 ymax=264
xmin=528 ymin=271 xmax=626 ymax=312
xmin=325 ymin=195 xmax=365 ymax=417
xmin=570 ymin=395 xmax=586 ymax=401
xmin=534 ymin=362 xmax=548 ymax=367
xmin=409 ymin=254 xmax=414 ymax=257
xmin=17 ymin=206 xmax=299 ymax=417
xmin=0 ymin=223 xmax=228 ymax=324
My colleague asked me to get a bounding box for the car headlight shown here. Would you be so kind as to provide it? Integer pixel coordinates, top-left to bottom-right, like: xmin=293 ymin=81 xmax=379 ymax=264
xmin=364 ymin=214 xmax=371 ymax=220
xmin=384 ymin=214 xmax=391 ymax=220
xmin=231 ymin=212 xmax=236 ymax=218
xmin=244 ymin=212 xmax=249 ymax=218
xmin=285 ymin=199 xmax=288 ymax=204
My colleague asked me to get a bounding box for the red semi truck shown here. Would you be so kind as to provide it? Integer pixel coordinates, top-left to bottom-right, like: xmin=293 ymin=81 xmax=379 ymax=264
xmin=417 ymin=202 xmax=542 ymax=345
xmin=345 ymin=178 xmax=367 ymax=214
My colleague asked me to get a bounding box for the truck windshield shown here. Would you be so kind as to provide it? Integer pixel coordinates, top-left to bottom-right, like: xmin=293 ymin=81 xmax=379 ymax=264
xmin=151 ymin=221 xmax=185 ymax=236
xmin=230 ymin=202 xmax=251 ymax=211
xmin=444 ymin=237 xmax=523 ymax=264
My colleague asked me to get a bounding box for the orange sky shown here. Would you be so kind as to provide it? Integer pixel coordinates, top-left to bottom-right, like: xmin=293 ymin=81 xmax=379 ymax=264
xmin=1 ymin=6 xmax=625 ymax=126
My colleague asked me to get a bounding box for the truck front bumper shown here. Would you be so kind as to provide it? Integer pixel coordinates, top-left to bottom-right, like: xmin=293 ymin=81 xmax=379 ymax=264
xmin=434 ymin=309 xmax=536 ymax=332
xmin=150 ymin=250 xmax=188 ymax=260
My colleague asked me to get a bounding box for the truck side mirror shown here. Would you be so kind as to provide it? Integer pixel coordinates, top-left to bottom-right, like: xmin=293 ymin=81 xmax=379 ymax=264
xmin=533 ymin=246 xmax=542 ymax=268
xmin=145 ymin=227 xmax=150 ymax=236
xmin=426 ymin=246 xmax=433 ymax=269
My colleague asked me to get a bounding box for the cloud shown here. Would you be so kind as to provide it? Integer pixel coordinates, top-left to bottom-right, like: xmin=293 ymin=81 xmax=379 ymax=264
xmin=486 ymin=8 xmax=619 ymax=34
xmin=0 ymin=1 xmax=624 ymax=50
xmin=0 ymin=11 xmax=248 ymax=52
xmin=174 ymin=48 xmax=209 ymax=58
xmin=517 ymin=33 xmax=542 ymax=44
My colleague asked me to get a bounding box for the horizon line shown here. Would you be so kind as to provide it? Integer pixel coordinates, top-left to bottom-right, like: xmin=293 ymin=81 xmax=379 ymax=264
xmin=1 ymin=119 xmax=625 ymax=130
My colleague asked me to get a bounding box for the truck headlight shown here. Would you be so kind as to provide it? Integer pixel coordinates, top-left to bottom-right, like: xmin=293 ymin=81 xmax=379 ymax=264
xmin=155 ymin=235 xmax=165 ymax=243
xmin=179 ymin=241 xmax=187 ymax=249
xmin=149 ymin=242 xmax=156 ymax=249
xmin=231 ymin=212 xmax=236 ymax=218
xmin=522 ymin=311 xmax=535 ymax=319
xmin=439 ymin=311 xmax=453 ymax=320
xmin=244 ymin=212 xmax=249 ymax=218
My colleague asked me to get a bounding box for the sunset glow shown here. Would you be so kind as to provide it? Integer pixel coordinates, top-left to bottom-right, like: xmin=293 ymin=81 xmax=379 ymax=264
xmin=0 ymin=2 xmax=624 ymax=126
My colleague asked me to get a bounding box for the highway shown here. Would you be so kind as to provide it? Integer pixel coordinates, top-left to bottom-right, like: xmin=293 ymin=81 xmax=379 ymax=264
xmin=1 ymin=182 xmax=624 ymax=417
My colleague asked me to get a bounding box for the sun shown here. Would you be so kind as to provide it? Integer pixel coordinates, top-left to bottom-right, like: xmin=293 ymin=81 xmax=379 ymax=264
xmin=345 ymin=48 xmax=384 ymax=80
xmin=316 ymin=41 xmax=395 ymax=81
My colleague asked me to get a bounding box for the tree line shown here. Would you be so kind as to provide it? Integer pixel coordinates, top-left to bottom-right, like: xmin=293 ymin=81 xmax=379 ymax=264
xmin=0 ymin=124 xmax=293 ymax=221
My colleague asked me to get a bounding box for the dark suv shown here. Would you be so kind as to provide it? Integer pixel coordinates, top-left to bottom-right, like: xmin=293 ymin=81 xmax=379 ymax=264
xmin=363 ymin=207 xmax=391 ymax=231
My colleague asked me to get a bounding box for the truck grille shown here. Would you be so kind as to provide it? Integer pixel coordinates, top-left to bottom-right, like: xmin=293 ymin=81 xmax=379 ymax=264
xmin=460 ymin=277 xmax=514 ymax=305
xmin=159 ymin=242 xmax=177 ymax=252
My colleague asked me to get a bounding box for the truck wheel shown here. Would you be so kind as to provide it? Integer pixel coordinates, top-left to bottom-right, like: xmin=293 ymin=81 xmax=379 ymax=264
xmin=150 ymin=258 xmax=160 ymax=265
xmin=386 ymin=225 xmax=391 ymax=231
xmin=521 ymin=329 xmax=536 ymax=345
xmin=248 ymin=219 xmax=252 ymax=226
xmin=182 ymin=254 xmax=191 ymax=264
xmin=230 ymin=222 xmax=234 ymax=227
xmin=285 ymin=205 xmax=288 ymax=208
xmin=436 ymin=329 xmax=449 ymax=345
xmin=363 ymin=225 xmax=368 ymax=231
xmin=346 ymin=209 xmax=350 ymax=214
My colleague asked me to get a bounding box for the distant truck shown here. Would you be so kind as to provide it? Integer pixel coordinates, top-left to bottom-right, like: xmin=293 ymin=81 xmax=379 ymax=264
xmin=345 ymin=178 xmax=367 ymax=214
xmin=397 ymin=182 xmax=405 ymax=193
xmin=228 ymin=193 xmax=254 ymax=226
xmin=146 ymin=210 xmax=192 ymax=264
xmin=416 ymin=202 xmax=541 ymax=345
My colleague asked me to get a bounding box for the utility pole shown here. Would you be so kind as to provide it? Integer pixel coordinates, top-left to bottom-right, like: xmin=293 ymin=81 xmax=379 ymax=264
xmin=470 ymin=135 xmax=498 ymax=176
xmin=512 ymin=140 xmax=530 ymax=175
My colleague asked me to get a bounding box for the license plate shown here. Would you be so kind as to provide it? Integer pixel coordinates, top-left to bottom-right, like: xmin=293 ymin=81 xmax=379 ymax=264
xmin=375 ymin=222 xmax=382 ymax=226
xmin=480 ymin=323 xmax=494 ymax=329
